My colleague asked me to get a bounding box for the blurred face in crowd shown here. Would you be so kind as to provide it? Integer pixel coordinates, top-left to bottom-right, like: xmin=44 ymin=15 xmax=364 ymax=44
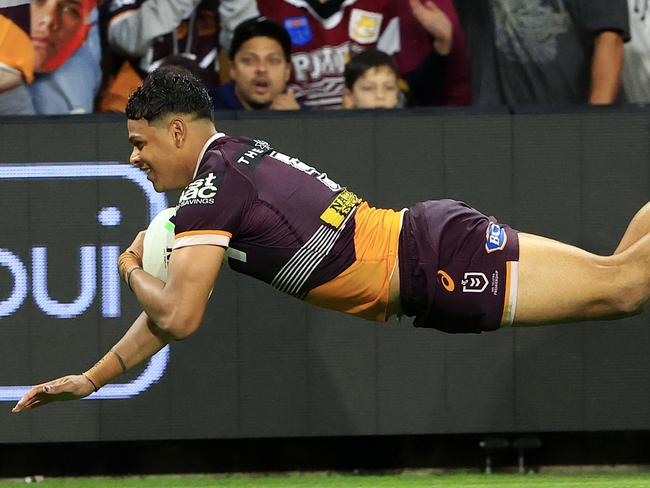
xmin=230 ymin=36 xmax=291 ymax=110
xmin=344 ymin=66 xmax=399 ymax=109
xmin=30 ymin=0 xmax=86 ymax=72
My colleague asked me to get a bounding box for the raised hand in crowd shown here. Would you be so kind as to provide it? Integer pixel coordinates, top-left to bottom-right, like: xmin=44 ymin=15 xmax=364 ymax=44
xmin=409 ymin=0 xmax=453 ymax=55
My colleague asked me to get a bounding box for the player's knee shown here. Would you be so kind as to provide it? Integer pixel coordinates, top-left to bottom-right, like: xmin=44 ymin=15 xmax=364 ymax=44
xmin=611 ymin=285 xmax=646 ymax=317
xmin=621 ymin=295 xmax=645 ymax=316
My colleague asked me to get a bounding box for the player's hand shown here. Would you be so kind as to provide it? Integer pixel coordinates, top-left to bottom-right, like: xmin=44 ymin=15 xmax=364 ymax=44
xmin=271 ymin=88 xmax=301 ymax=111
xmin=125 ymin=230 xmax=146 ymax=264
xmin=409 ymin=0 xmax=453 ymax=56
xmin=11 ymin=374 xmax=95 ymax=413
xmin=118 ymin=230 xmax=146 ymax=282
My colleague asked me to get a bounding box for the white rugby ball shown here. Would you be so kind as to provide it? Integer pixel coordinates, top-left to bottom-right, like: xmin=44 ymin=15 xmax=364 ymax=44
xmin=142 ymin=207 xmax=176 ymax=282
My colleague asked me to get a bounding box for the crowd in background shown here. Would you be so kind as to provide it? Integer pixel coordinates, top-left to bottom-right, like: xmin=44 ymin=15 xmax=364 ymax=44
xmin=0 ymin=0 xmax=645 ymax=116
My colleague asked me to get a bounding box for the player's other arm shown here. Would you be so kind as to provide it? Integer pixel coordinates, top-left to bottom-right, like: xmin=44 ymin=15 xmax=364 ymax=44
xmin=11 ymin=311 xmax=169 ymax=412
xmin=127 ymin=243 xmax=224 ymax=340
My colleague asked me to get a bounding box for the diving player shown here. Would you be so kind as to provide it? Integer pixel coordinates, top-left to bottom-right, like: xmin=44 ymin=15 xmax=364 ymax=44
xmin=12 ymin=67 xmax=650 ymax=411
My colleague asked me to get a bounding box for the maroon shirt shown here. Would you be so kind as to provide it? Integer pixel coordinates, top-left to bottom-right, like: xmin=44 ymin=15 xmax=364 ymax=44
xmin=255 ymin=0 xmax=400 ymax=108
xmin=173 ymin=133 xmax=361 ymax=297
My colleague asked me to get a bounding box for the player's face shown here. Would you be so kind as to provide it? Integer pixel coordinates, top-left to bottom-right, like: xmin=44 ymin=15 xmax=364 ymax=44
xmin=347 ymin=66 xmax=399 ymax=109
xmin=127 ymin=118 xmax=187 ymax=192
xmin=30 ymin=0 xmax=84 ymax=72
xmin=230 ymin=36 xmax=291 ymax=110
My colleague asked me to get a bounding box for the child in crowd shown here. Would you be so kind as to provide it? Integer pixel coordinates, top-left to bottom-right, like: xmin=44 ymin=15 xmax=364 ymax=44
xmin=343 ymin=49 xmax=400 ymax=109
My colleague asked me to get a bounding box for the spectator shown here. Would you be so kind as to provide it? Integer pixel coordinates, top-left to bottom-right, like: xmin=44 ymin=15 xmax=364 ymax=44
xmin=211 ymin=17 xmax=299 ymax=111
xmin=399 ymin=0 xmax=471 ymax=106
xmin=342 ymin=48 xmax=399 ymax=109
xmin=0 ymin=3 xmax=35 ymax=115
xmin=623 ymin=1 xmax=650 ymax=103
xmin=220 ymin=1 xmax=400 ymax=109
xmin=28 ymin=0 xmax=102 ymax=114
xmin=99 ymin=0 xmax=222 ymax=112
xmin=455 ymin=0 xmax=629 ymax=106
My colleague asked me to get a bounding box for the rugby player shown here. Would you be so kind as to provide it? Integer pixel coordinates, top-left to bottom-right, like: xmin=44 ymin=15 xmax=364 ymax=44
xmin=12 ymin=67 xmax=650 ymax=411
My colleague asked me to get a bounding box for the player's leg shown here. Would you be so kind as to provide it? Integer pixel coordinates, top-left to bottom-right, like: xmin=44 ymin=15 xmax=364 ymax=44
xmin=513 ymin=232 xmax=649 ymax=325
xmin=614 ymin=202 xmax=650 ymax=254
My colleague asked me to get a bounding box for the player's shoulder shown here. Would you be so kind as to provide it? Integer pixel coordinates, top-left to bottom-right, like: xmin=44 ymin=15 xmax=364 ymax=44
xmin=202 ymin=134 xmax=275 ymax=171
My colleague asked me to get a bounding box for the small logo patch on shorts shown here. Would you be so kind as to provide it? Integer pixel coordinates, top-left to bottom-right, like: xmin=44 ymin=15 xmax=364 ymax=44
xmin=485 ymin=222 xmax=507 ymax=253
xmin=461 ymin=272 xmax=488 ymax=293
xmin=437 ymin=269 xmax=455 ymax=292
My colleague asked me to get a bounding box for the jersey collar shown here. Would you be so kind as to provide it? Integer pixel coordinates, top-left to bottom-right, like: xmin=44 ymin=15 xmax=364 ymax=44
xmin=193 ymin=132 xmax=225 ymax=179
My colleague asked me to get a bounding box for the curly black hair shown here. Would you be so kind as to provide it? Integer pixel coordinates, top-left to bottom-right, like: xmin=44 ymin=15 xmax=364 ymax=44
xmin=126 ymin=66 xmax=214 ymax=123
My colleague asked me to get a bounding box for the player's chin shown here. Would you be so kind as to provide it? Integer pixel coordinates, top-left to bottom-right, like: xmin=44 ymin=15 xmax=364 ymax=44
xmin=150 ymin=178 xmax=166 ymax=193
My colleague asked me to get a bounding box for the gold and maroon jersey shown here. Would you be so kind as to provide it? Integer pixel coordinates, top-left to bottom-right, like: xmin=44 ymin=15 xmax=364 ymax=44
xmin=173 ymin=133 xmax=401 ymax=321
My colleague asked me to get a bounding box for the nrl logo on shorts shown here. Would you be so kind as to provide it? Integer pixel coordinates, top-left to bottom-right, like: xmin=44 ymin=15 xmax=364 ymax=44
xmin=461 ymin=272 xmax=488 ymax=293
xmin=485 ymin=222 xmax=507 ymax=253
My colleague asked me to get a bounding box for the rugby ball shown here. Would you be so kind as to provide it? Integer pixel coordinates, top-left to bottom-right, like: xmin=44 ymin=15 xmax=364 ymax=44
xmin=142 ymin=207 xmax=176 ymax=282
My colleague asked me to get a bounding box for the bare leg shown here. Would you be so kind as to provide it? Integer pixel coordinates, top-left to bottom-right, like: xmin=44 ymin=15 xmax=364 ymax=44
xmin=614 ymin=202 xmax=650 ymax=254
xmin=513 ymin=231 xmax=650 ymax=326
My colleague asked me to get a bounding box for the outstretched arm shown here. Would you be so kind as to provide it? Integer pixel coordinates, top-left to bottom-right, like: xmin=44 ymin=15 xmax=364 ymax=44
xmin=12 ymin=311 xmax=170 ymax=412
xmin=13 ymin=234 xmax=224 ymax=412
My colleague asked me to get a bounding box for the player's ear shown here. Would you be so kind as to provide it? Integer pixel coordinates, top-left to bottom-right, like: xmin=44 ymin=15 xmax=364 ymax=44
xmin=169 ymin=118 xmax=187 ymax=148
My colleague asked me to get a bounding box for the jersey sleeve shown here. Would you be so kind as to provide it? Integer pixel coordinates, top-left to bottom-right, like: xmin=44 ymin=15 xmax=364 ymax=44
xmin=173 ymin=152 xmax=255 ymax=250
xmin=579 ymin=0 xmax=630 ymax=41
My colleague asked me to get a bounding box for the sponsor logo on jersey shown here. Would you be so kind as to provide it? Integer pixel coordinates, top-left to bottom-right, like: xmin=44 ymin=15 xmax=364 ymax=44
xmin=349 ymin=9 xmax=383 ymax=44
xmin=437 ymin=269 xmax=455 ymax=292
xmin=461 ymin=272 xmax=488 ymax=293
xmin=178 ymin=172 xmax=220 ymax=207
xmin=285 ymin=16 xmax=312 ymax=46
xmin=485 ymin=222 xmax=508 ymax=253
xmin=270 ymin=150 xmax=341 ymax=192
xmin=236 ymin=139 xmax=272 ymax=168
xmin=320 ymin=190 xmax=361 ymax=228
xmin=292 ymin=41 xmax=359 ymax=82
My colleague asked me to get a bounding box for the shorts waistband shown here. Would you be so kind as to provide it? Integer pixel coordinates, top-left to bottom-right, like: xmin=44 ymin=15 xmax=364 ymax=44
xmin=397 ymin=209 xmax=425 ymax=318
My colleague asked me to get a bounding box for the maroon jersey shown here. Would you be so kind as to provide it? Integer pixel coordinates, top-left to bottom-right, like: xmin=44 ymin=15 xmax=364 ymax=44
xmin=173 ymin=133 xmax=402 ymax=321
xmin=253 ymin=0 xmax=400 ymax=108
